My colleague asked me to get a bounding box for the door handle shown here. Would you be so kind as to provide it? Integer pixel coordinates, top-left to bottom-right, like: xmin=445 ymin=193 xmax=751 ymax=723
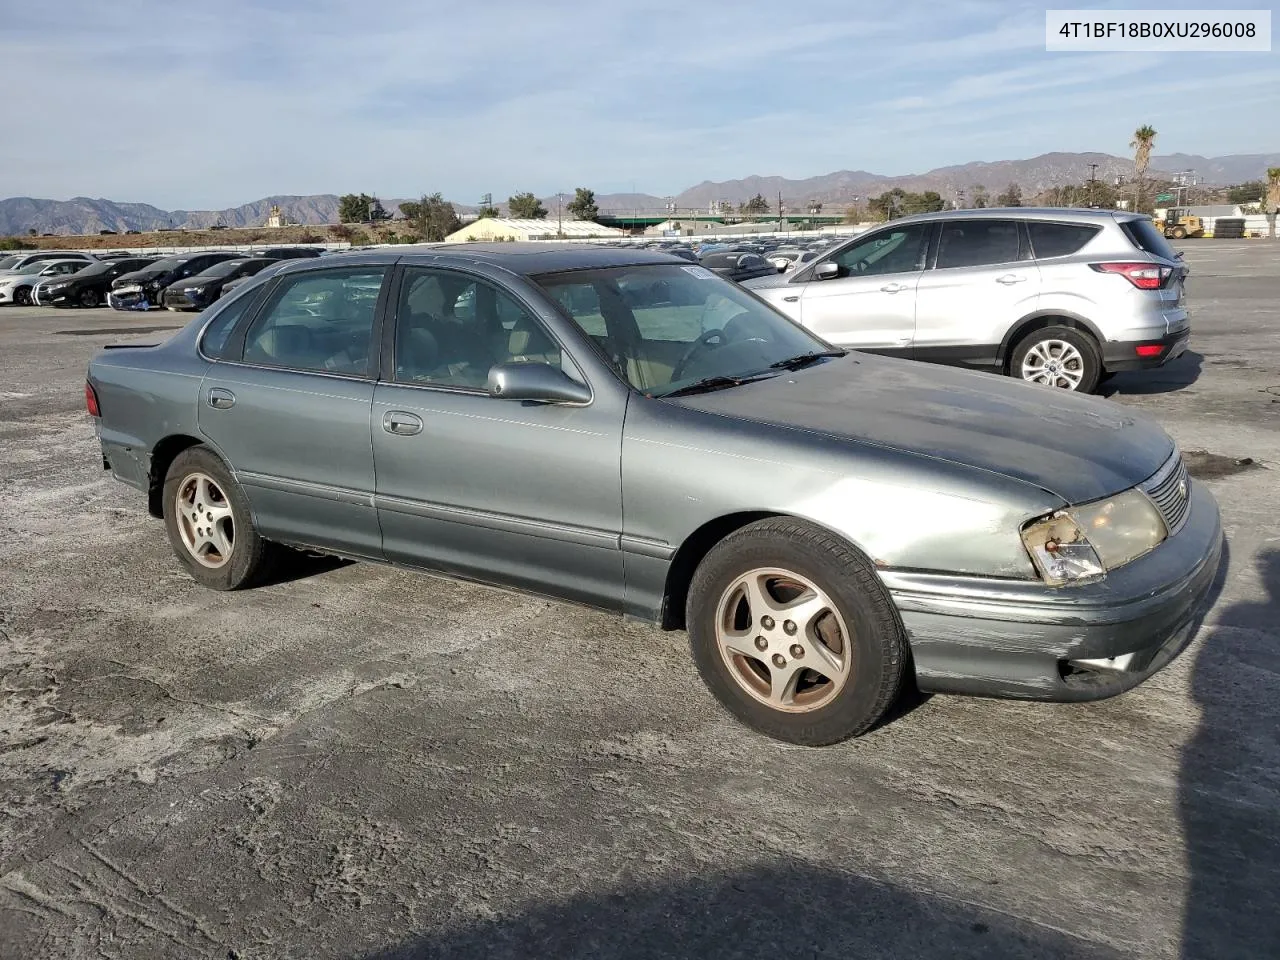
xmin=382 ymin=411 xmax=423 ymax=436
xmin=207 ymin=388 xmax=235 ymax=409
xmin=783 ymin=295 xmax=800 ymax=303
xmin=880 ymin=282 xmax=908 ymax=293
xmin=995 ymin=274 xmax=1027 ymax=285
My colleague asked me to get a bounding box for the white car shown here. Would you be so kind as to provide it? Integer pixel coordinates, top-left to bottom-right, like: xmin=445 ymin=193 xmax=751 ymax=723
xmin=767 ymin=248 xmax=820 ymax=273
xmin=0 ymin=259 xmax=93 ymax=306
xmin=0 ymin=251 xmax=97 ymax=278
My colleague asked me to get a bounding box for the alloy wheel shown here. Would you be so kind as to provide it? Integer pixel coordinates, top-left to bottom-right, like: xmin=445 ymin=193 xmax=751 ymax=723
xmin=714 ymin=567 xmax=852 ymax=713
xmin=1020 ymin=339 xmax=1085 ymax=390
xmin=174 ymin=472 xmax=235 ymax=568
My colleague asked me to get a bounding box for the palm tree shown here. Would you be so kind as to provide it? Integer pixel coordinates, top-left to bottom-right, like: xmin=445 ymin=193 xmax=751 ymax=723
xmin=1130 ymin=124 xmax=1157 ymax=212
xmin=1266 ymin=167 xmax=1280 ymax=238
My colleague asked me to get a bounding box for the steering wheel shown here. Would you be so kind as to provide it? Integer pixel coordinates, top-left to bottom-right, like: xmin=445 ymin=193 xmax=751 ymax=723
xmin=671 ymin=329 xmax=726 ymax=381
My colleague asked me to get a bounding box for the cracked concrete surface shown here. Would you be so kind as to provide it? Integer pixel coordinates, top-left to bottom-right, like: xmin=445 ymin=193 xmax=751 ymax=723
xmin=0 ymin=241 xmax=1277 ymax=959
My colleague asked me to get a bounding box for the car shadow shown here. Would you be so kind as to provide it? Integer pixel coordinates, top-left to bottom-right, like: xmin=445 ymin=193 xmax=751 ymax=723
xmin=1179 ymin=545 xmax=1280 ymax=958
xmin=1100 ymin=350 xmax=1203 ymax=397
xmin=358 ymin=861 xmax=1125 ymax=960
xmin=257 ymin=549 xmax=353 ymax=587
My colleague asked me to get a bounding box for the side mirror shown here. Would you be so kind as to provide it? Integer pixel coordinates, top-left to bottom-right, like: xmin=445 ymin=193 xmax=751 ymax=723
xmin=814 ymin=261 xmax=840 ymax=281
xmin=487 ymin=362 xmax=591 ymax=404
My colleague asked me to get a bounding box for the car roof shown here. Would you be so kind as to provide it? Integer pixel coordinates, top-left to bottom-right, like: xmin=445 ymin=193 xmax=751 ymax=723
xmin=275 ymin=242 xmax=685 ymax=278
xmin=889 ymin=206 xmax=1137 ymax=225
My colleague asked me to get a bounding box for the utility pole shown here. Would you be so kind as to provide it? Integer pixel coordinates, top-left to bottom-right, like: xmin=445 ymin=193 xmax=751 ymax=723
xmin=778 ymin=191 xmax=784 ymax=233
xmin=1087 ymin=163 xmax=1099 ymax=208
xmin=556 ymin=192 xmax=564 ymax=237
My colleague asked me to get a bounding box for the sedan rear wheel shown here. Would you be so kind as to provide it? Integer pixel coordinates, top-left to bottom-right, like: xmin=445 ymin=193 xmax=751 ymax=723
xmin=687 ymin=518 xmax=907 ymax=745
xmin=162 ymin=446 xmax=277 ymax=590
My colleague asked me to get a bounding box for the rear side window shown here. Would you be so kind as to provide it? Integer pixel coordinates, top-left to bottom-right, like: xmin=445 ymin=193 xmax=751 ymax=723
xmin=1120 ymin=218 xmax=1179 ymax=261
xmin=201 ymin=287 xmax=265 ymax=359
xmin=1027 ymin=222 xmax=1100 ymax=259
xmin=935 ymin=220 xmax=1024 ymax=269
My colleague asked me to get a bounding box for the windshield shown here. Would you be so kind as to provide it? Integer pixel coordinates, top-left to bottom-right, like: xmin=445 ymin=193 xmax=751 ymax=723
xmin=11 ymin=262 xmax=48 ymax=275
xmin=0 ymin=256 xmax=19 ymax=270
xmin=144 ymin=256 xmax=189 ymax=273
xmin=535 ymin=263 xmax=834 ymax=396
xmin=75 ymin=261 xmax=116 ymax=277
xmin=199 ymin=260 xmax=247 ymax=278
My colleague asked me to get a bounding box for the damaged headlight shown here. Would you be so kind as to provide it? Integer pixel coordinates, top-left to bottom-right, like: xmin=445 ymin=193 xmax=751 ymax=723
xmin=1021 ymin=490 xmax=1167 ymax=586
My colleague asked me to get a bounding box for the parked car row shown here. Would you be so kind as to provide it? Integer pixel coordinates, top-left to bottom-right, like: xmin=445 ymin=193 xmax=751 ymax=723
xmin=0 ymin=247 xmax=324 ymax=310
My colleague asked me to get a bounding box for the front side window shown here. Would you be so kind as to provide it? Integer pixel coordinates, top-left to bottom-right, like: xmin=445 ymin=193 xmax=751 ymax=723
xmin=829 ymin=224 xmax=930 ymax=278
xmin=537 ymin=264 xmax=832 ymax=396
xmin=242 ymin=267 xmax=386 ymax=374
xmin=394 ymin=268 xmax=561 ymax=389
xmin=934 ymin=220 xmax=1024 ymax=269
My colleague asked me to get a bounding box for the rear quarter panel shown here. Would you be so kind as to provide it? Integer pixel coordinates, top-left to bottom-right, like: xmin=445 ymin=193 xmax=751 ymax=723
xmin=88 ymin=330 xmax=210 ymax=492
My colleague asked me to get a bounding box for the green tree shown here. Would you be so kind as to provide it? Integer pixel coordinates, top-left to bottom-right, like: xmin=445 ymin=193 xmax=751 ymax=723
xmin=508 ymin=192 xmax=547 ymax=219
xmin=971 ymin=184 xmax=989 ymax=209
xmin=338 ymin=193 xmax=375 ymax=223
xmin=475 ymin=193 xmax=501 ymax=219
xmin=402 ymin=193 xmax=461 ymax=242
xmin=1130 ymin=124 xmax=1157 ymax=213
xmin=1226 ymin=180 xmax=1265 ymax=204
xmin=738 ymin=193 xmax=770 ymax=216
xmin=869 ymin=188 xmax=945 ymax=219
xmin=566 ymin=187 xmax=599 ymax=222
xmin=996 ymin=183 xmax=1023 ymax=207
xmin=369 ymin=197 xmax=391 ymax=221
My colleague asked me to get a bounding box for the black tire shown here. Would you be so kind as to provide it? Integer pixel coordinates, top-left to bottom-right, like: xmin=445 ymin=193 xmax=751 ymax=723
xmin=1009 ymin=325 xmax=1101 ymax=394
xmin=78 ymin=287 xmax=99 ymax=308
xmin=686 ymin=518 xmax=907 ymax=746
xmin=1171 ymin=226 xmax=1187 ymax=240
xmin=161 ymin=445 xmax=277 ymax=590
xmin=13 ymin=286 xmax=32 ymax=306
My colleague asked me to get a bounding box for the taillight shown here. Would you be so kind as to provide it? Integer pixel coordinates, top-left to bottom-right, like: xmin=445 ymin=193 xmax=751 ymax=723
xmin=1134 ymin=344 xmax=1164 ymax=358
xmin=85 ymin=381 xmax=100 ymax=417
xmin=1090 ymin=261 xmax=1173 ymax=290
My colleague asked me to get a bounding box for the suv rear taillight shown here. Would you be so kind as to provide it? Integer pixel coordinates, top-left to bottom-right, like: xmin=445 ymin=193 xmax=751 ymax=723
xmin=1089 ymin=261 xmax=1173 ymax=290
xmin=85 ymin=381 xmax=100 ymax=417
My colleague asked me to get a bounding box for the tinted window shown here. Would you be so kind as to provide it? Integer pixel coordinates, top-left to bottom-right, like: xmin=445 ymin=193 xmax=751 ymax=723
xmin=1027 ymin=222 xmax=1100 ymax=258
xmin=830 ymin=224 xmax=930 ymax=278
xmin=201 ymin=287 xmax=265 ymax=359
xmin=1120 ymin=218 xmax=1179 ymax=261
xmin=394 ymin=269 xmax=561 ymax=389
xmin=242 ymin=267 xmax=386 ymax=375
xmin=0 ymin=256 xmax=19 ymax=270
xmin=935 ymin=220 xmax=1023 ymax=269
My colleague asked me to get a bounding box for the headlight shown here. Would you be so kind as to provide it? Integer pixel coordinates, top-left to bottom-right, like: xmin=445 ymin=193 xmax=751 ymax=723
xmin=45 ymin=282 xmax=69 ymax=292
xmin=1021 ymin=489 xmax=1166 ymax=586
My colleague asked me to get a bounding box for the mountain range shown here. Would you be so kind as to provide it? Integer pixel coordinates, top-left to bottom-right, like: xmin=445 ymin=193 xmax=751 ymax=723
xmin=3 ymin=152 xmax=1276 ymax=236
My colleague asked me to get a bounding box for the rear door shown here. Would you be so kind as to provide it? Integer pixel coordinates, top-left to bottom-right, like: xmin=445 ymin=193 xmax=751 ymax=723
xmin=794 ymin=222 xmax=931 ymax=352
xmin=912 ymin=218 xmax=1040 ymax=369
xmin=198 ymin=262 xmax=391 ymax=558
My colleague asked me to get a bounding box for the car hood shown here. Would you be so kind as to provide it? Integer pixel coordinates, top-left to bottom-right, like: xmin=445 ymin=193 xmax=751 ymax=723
xmin=670 ymin=353 xmax=1173 ymax=505
xmin=741 ymin=272 xmax=794 ymax=291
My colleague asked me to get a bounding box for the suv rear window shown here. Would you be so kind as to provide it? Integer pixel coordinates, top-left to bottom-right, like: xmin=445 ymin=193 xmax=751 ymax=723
xmin=1027 ymin=222 xmax=1100 ymax=258
xmin=1120 ymin=218 xmax=1179 ymax=261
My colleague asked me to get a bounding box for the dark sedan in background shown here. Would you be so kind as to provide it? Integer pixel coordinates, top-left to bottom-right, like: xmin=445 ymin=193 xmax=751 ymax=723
xmin=36 ymin=257 xmax=158 ymax=307
xmin=699 ymin=250 xmax=778 ymax=283
xmin=108 ymin=251 xmax=242 ymax=310
xmin=161 ymin=257 xmax=278 ymax=311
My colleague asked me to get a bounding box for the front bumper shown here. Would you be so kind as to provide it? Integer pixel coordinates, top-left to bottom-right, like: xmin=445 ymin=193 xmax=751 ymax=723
xmin=1102 ymin=329 xmax=1190 ymax=371
xmin=885 ymin=480 xmax=1223 ymax=702
xmin=161 ymin=288 xmax=205 ymax=311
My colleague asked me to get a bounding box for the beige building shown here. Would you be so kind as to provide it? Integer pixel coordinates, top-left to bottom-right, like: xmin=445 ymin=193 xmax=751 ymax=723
xmin=444 ymin=217 xmax=626 ymax=243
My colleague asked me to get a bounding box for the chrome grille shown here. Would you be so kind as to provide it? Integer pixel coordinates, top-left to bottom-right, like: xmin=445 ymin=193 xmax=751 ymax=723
xmin=1142 ymin=453 xmax=1191 ymax=535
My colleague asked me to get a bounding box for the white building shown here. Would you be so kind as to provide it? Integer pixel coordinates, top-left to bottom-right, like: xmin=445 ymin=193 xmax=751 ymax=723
xmin=445 ymin=217 xmax=626 ymax=243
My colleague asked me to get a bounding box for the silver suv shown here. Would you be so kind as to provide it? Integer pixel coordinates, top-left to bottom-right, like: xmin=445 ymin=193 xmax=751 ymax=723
xmin=744 ymin=208 xmax=1189 ymax=393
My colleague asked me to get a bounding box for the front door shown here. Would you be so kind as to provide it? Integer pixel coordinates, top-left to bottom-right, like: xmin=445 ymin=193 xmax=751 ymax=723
xmin=796 ymin=222 xmax=932 ymax=352
xmin=198 ymin=263 xmax=390 ymax=558
xmin=371 ymin=265 xmax=626 ymax=610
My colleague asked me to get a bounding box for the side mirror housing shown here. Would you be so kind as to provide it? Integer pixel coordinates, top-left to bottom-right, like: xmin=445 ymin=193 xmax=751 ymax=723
xmin=814 ymin=262 xmax=840 ymax=281
xmin=487 ymin=362 xmax=591 ymax=404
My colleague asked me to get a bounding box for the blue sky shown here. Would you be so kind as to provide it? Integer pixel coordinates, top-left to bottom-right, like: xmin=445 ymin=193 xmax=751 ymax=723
xmin=0 ymin=0 xmax=1275 ymax=208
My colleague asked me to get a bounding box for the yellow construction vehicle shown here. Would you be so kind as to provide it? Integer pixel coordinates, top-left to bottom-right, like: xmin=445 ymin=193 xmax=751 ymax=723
xmin=1154 ymin=208 xmax=1205 ymax=239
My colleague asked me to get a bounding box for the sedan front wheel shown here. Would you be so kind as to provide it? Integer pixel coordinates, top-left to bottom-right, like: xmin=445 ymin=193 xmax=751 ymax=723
xmin=687 ymin=518 xmax=907 ymax=745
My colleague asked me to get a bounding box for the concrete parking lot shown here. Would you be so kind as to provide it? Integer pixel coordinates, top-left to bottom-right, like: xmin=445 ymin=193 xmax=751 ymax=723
xmin=1 ymin=241 xmax=1277 ymax=959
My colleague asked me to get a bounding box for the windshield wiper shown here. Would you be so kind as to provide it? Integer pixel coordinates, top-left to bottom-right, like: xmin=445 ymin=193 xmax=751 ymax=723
xmin=658 ymin=371 xmax=777 ymax=398
xmin=768 ymin=349 xmax=847 ymax=370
